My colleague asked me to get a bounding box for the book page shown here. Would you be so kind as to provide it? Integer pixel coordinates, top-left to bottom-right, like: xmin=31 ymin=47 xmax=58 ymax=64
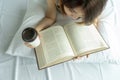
xmin=64 ymin=23 xmax=109 ymax=56
xmin=35 ymin=45 xmax=47 ymax=69
xmin=39 ymin=25 xmax=74 ymax=64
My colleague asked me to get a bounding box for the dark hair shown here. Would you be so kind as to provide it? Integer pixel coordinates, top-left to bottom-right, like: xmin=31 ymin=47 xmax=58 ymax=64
xmin=59 ymin=0 xmax=107 ymax=24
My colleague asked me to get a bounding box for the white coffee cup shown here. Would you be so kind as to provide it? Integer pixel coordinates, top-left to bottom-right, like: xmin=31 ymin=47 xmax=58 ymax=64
xmin=22 ymin=27 xmax=40 ymax=47
xmin=28 ymin=35 xmax=40 ymax=47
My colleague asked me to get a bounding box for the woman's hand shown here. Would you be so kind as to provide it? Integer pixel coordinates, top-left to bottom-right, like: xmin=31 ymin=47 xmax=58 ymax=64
xmin=93 ymin=18 xmax=98 ymax=27
xmin=73 ymin=54 xmax=89 ymax=60
xmin=24 ymin=34 xmax=41 ymax=48
xmin=24 ymin=42 xmax=35 ymax=48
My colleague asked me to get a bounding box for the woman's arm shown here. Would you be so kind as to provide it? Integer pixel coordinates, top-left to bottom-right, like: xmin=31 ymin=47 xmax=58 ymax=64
xmin=35 ymin=0 xmax=56 ymax=32
xmin=25 ymin=0 xmax=57 ymax=48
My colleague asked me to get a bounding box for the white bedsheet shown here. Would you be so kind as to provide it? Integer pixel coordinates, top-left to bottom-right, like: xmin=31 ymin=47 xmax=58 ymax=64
xmin=1 ymin=56 xmax=120 ymax=80
xmin=0 ymin=0 xmax=120 ymax=80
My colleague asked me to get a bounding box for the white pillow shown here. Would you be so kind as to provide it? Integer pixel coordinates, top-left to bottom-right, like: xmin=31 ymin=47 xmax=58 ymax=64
xmin=6 ymin=0 xmax=120 ymax=64
xmin=6 ymin=0 xmax=46 ymax=58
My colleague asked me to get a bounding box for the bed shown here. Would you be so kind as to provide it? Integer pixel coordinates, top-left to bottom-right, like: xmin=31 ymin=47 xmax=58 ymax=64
xmin=0 ymin=0 xmax=120 ymax=80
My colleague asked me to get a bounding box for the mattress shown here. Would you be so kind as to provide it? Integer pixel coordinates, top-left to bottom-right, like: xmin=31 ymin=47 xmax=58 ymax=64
xmin=0 ymin=0 xmax=120 ymax=80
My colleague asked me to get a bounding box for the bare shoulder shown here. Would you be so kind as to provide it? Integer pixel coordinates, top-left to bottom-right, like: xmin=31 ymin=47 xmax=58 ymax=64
xmin=46 ymin=0 xmax=56 ymax=8
xmin=47 ymin=0 xmax=56 ymax=4
xmin=46 ymin=0 xmax=57 ymax=19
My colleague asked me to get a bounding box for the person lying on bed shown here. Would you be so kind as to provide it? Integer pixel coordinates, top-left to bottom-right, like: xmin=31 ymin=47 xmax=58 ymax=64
xmin=25 ymin=0 xmax=108 ymax=48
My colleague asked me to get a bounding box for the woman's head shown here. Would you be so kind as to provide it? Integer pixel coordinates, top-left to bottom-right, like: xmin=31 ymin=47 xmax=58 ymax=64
xmin=60 ymin=0 xmax=107 ymax=24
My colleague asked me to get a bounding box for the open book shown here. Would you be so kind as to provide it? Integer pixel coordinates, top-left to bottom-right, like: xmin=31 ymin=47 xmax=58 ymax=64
xmin=34 ymin=23 xmax=109 ymax=70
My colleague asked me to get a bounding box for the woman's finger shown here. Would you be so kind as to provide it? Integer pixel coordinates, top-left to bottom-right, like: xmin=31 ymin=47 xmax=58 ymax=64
xmin=24 ymin=42 xmax=35 ymax=48
xmin=73 ymin=56 xmax=82 ymax=61
xmin=73 ymin=54 xmax=89 ymax=61
xmin=86 ymin=54 xmax=89 ymax=58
